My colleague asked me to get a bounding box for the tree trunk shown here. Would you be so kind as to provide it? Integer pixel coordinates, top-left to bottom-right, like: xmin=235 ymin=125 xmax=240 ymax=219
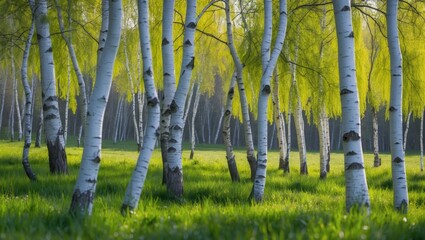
xmin=11 ymin=51 xmax=23 ymax=142
xmin=319 ymin=108 xmax=328 ymax=179
xmin=21 ymin=1 xmax=37 ymax=181
xmin=160 ymin=0 xmax=177 ymax=186
xmin=121 ymin=0 xmax=160 ymax=214
xmin=420 ymin=112 xmax=423 ymax=172
xmin=183 ymin=80 xmax=195 ymax=131
xmin=272 ymin=69 xmax=288 ymax=172
xmin=372 ymin=110 xmax=381 ymax=167
xmin=138 ymin=91 xmax=144 ymax=146
xmin=332 ymin=0 xmax=370 ymax=212
xmin=113 ymin=96 xmax=123 ymax=143
xmin=387 ymin=0 xmax=409 ymax=213
xmin=0 ymin=75 xmax=6 ymax=133
xmin=35 ymin=108 xmax=43 ymax=147
xmin=70 ymin=0 xmax=121 ymax=216
xmin=251 ymin=0 xmax=287 ymax=203
xmin=225 ymin=0 xmax=256 ymax=180
xmin=190 ymin=82 xmax=201 ymax=160
xmin=166 ymin=0 xmax=198 ymax=198
xmin=403 ymin=111 xmax=411 ymax=151
xmin=9 ymin=62 xmax=15 ymax=142
xmin=213 ymin=107 xmax=225 ymax=144
xmin=55 ymin=0 xmax=88 ymax=146
xmin=222 ymin=72 xmax=240 ymax=182
xmin=34 ymin=0 xmax=68 ymax=174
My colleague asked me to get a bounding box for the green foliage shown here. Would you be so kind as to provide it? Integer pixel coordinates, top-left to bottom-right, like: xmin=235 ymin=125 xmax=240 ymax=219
xmin=1 ymin=140 xmax=425 ymax=239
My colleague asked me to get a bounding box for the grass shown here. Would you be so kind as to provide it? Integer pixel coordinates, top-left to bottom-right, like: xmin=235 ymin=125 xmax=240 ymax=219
xmin=1 ymin=138 xmax=425 ymax=239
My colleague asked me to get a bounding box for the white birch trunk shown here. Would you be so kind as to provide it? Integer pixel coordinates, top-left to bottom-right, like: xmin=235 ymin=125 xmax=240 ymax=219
xmin=121 ymin=0 xmax=160 ymax=213
xmin=319 ymin=108 xmax=327 ymax=178
xmin=34 ymin=0 xmax=68 ymax=173
xmin=403 ymin=111 xmax=411 ymax=151
xmin=272 ymin=69 xmax=287 ymax=172
xmin=10 ymin=60 xmax=15 ymax=142
xmin=55 ymin=0 xmax=88 ymax=146
xmin=223 ymin=72 xmax=240 ymax=182
xmin=21 ymin=1 xmax=37 ymax=181
xmin=190 ymin=83 xmax=201 ymax=159
xmin=387 ymin=0 xmax=408 ymax=212
xmin=160 ymin=0 xmax=177 ymax=185
xmin=420 ymin=112 xmax=423 ymax=172
xmin=183 ymin=81 xmax=195 ymax=130
xmin=225 ymin=0 xmax=256 ymax=180
xmin=251 ymin=0 xmax=287 ymax=202
xmin=11 ymin=51 xmax=23 ymax=142
xmin=166 ymin=0 xmax=197 ymax=198
xmin=332 ymin=0 xmax=370 ymax=212
xmin=113 ymin=96 xmax=124 ymax=143
xmin=372 ymin=110 xmax=381 ymax=167
xmin=35 ymin=108 xmax=43 ymax=147
xmin=138 ymin=90 xmax=144 ymax=146
xmin=70 ymin=0 xmax=122 ymax=216
xmin=0 ymin=76 xmax=6 ymax=133
xmin=213 ymin=107 xmax=225 ymax=144
xmin=325 ymin=114 xmax=331 ymax=172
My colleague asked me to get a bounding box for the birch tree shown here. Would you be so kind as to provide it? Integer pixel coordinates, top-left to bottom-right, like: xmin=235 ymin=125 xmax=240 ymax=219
xmin=34 ymin=0 xmax=68 ymax=174
xmin=21 ymin=0 xmax=37 ymax=181
xmin=387 ymin=0 xmax=408 ymax=213
xmin=251 ymin=0 xmax=287 ymax=202
xmin=69 ymin=0 xmax=122 ymax=216
xmin=332 ymin=0 xmax=370 ymax=212
xmin=121 ymin=0 xmax=160 ymax=213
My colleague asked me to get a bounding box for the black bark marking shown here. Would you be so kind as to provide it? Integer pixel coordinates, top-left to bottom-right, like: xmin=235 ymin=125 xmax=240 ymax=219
xmin=392 ymin=74 xmax=401 ymax=77
xmin=93 ymin=156 xmax=101 ymax=163
xmin=98 ymin=47 xmax=104 ymax=52
xmin=348 ymin=31 xmax=354 ymax=38
xmin=162 ymin=38 xmax=170 ymax=46
xmin=343 ymin=131 xmax=360 ymax=142
xmin=186 ymin=57 xmax=195 ymax=69
xmin=341 ymin=5 xmax=350 ymax=11
xmin=173 ymin=125 xmax=182 ymax=131
xmin=170 ymin=100 xmax=178 ymax=113
xmin=43 ymin=104 xmax=58 ymax=111
xmin=346 ymin=151 xmax=357 ymax=156
xmin=42 ymin=92 xmax=45 ymax=98
xmin=393 ymin=157 xmax=403 ymax=163
xmin=86 ymin=178 xmax=97 ymax=183
xmin=346 ymin=162 xmax=364 ymax=170
xmin=45 ymin=47 xmax=53 ymax=53
xmin=145 ymin=68 xmax=152 ymax=77
xmin=69 ymin=189 xmax=94 ymax=216
xmin=225 ymin=110 xmax=231 ymax=116
xmin=46 ymin=96 xmax=58 ymax=102
xmin=168 ymin=147 xmax=176 ymax=153
xmin=169 ymin=139 xmax=178 ymax=143
xmin=262 ymin=85 xmax=271 ymax=94
xmin=37 ymin=34 xmax=43 ymax=40
xmin=280 ymin=11 xmax=287 ymax=15
xmin=389 ymin=106 xmax=397 ymax=112
xmin=184 ymin=40 xmax=192 ymax=46
xmin=46 ymin=134 xmax=68 ymax=174
xmin=340 ymin=88 xmax=353 ymax=95
xmin=147 ymin=97 xmax=159 ymax=107
xmin=164 ymin=73 xmax=171 ymax=77
xmin=163 ymin=108 xmax=172 ymax=116
xmin=45 ymin=114 xmax=58 ymax=120
xmin=187 ymin=22 xmax=196 ymax=29
xmin=228 ymin=87 xmax=234 ymax=95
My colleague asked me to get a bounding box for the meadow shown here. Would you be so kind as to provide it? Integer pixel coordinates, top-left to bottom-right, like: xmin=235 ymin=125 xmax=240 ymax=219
xmin=1 ymin=139 xmax=425 ymax=239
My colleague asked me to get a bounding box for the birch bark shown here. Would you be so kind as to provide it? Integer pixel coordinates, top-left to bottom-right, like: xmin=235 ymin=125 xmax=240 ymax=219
xmin=69 ymin=0 xmax=122 ymax=216
xmin=332 ymin=0 xmax=370 ymax=212
xmin=372 ymin=110 xmax=381 ymax=167
xmin=272 ymin=69 xmax=287 ymax=172
xmin=34 ymin=0 xmax=68 ymax=173
xmin=225 ymin=0 xmax=256 ymax=180
xmin=121 ymin=0 xmax=160 ymax=213
xmin=21 ymin=0 xmax=37 ymax=181
xmin=387 ymin=0 xmax=408 ymax=213
xmin=190 ymin=83 xmax=201 ymax=159
xmin=251 ymin=0 xmax=287 ymax=202
xmin=11 ymin=51 xmax=23 ymax=141
xmin=403 ymin=112 xmax=411 ymax=151
xmin=223 ymin=72 xmax=240 ymax=182
xmin=166 ymin=0 xmax=197 ymax=198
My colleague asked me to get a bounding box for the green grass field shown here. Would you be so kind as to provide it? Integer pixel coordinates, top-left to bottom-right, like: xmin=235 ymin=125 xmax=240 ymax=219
xmin=1 ymin=139 xmax=425 ymax=239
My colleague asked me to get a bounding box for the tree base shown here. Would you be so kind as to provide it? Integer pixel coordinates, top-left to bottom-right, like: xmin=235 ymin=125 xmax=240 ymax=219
xmin=47 ymin=135 xmax=68 ymax=174
xmin=166 ymin=166 xmax=183 ymax=199
xmin=373 ymin=155 xmax=381 ymax=167
xmin=69 ymin=189 xmax=94 ymax=216
xmin=227 ymin=155 xmax=240 ymax=182
xmin=300 ymin=162 xmax=308 ymax=175
xmin=161 ymin=138 xmax=168 ymax=185
xmin=319 ymin=171 xmax=327 ymax=179
xmin=247 ymin=154 xmax=257 ymax=181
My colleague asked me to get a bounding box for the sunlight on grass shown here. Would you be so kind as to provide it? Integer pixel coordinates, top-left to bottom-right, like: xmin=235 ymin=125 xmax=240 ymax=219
xmin=0 ymin=139 xmax=424 ymax=239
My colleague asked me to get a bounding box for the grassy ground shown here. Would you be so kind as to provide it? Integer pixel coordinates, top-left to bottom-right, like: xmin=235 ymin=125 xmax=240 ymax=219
xmin=0 ymin=139 xmax=425 ymax=239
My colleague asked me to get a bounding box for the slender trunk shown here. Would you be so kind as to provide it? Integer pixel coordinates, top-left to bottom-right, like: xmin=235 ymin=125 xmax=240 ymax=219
xmin=183 ymin=80 xmax=195 ymax=131
xmin=121 ymin=0 xmax=160 ymax=214
xmin=113 ymin=96 xmax=123 ymax=143
xmin=332 ymin=0 xmax=370 ymax=212
xmin=21 ymin=1 xmax=37 ymax=181
xmin=319 ymin=109 xmax=327 ymax=179
xmin=225 ymin=0 xmax=256 ymax=180
xmin=272 ymin=69 xmax=287 ymax=171
xmin=70 ymin=0 xmax=121 ymax=216
xmin=251 ymin=0 xmax=287 ymax=202
xmin=0 ymin=76 xmax=6 ymax=133
xmin=420 ymin=112 xmax=423 ymax=171
xmin=403 ymin=111 xmax=411 ymax=151
xmin=325 ymin=114 xmax=331 ymax=172
xmin=11 ymin=51 xmax=23 ymax=142
xmin=372 ymin=110 xmax=381 ymax=167
xmin=35 ymin=108 xmax=43 ymax=147
xmin=190 ymin=83 xmax=201 ymax=159
xmin=34 ymin=0 xmax=68 ymax=174
xmin=10 ymin=65 xmax=15 ymax=142
xmin=138 ymin=91 xmax=144 ymax=146
xmin=160 ymin=0 xmax=176 ymax=185
xmin=64 ymin=56 xmax=70 ymax=144
xmin=223 ymin=72 xmax=240 ymax=182
xmin=213 ymin=107 xmax=224 ymax=144
xmin=387 ymin=0 xmax=408 ymax=213
xmin=286 ymin=111 xmax=291 ymax=173
xmin=166 ymin=0 xmax=197 ymax=198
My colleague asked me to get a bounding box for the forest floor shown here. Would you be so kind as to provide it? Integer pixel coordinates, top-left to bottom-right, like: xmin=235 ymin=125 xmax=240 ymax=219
xmin=1 ymin=138 xmax=425 ymax=239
